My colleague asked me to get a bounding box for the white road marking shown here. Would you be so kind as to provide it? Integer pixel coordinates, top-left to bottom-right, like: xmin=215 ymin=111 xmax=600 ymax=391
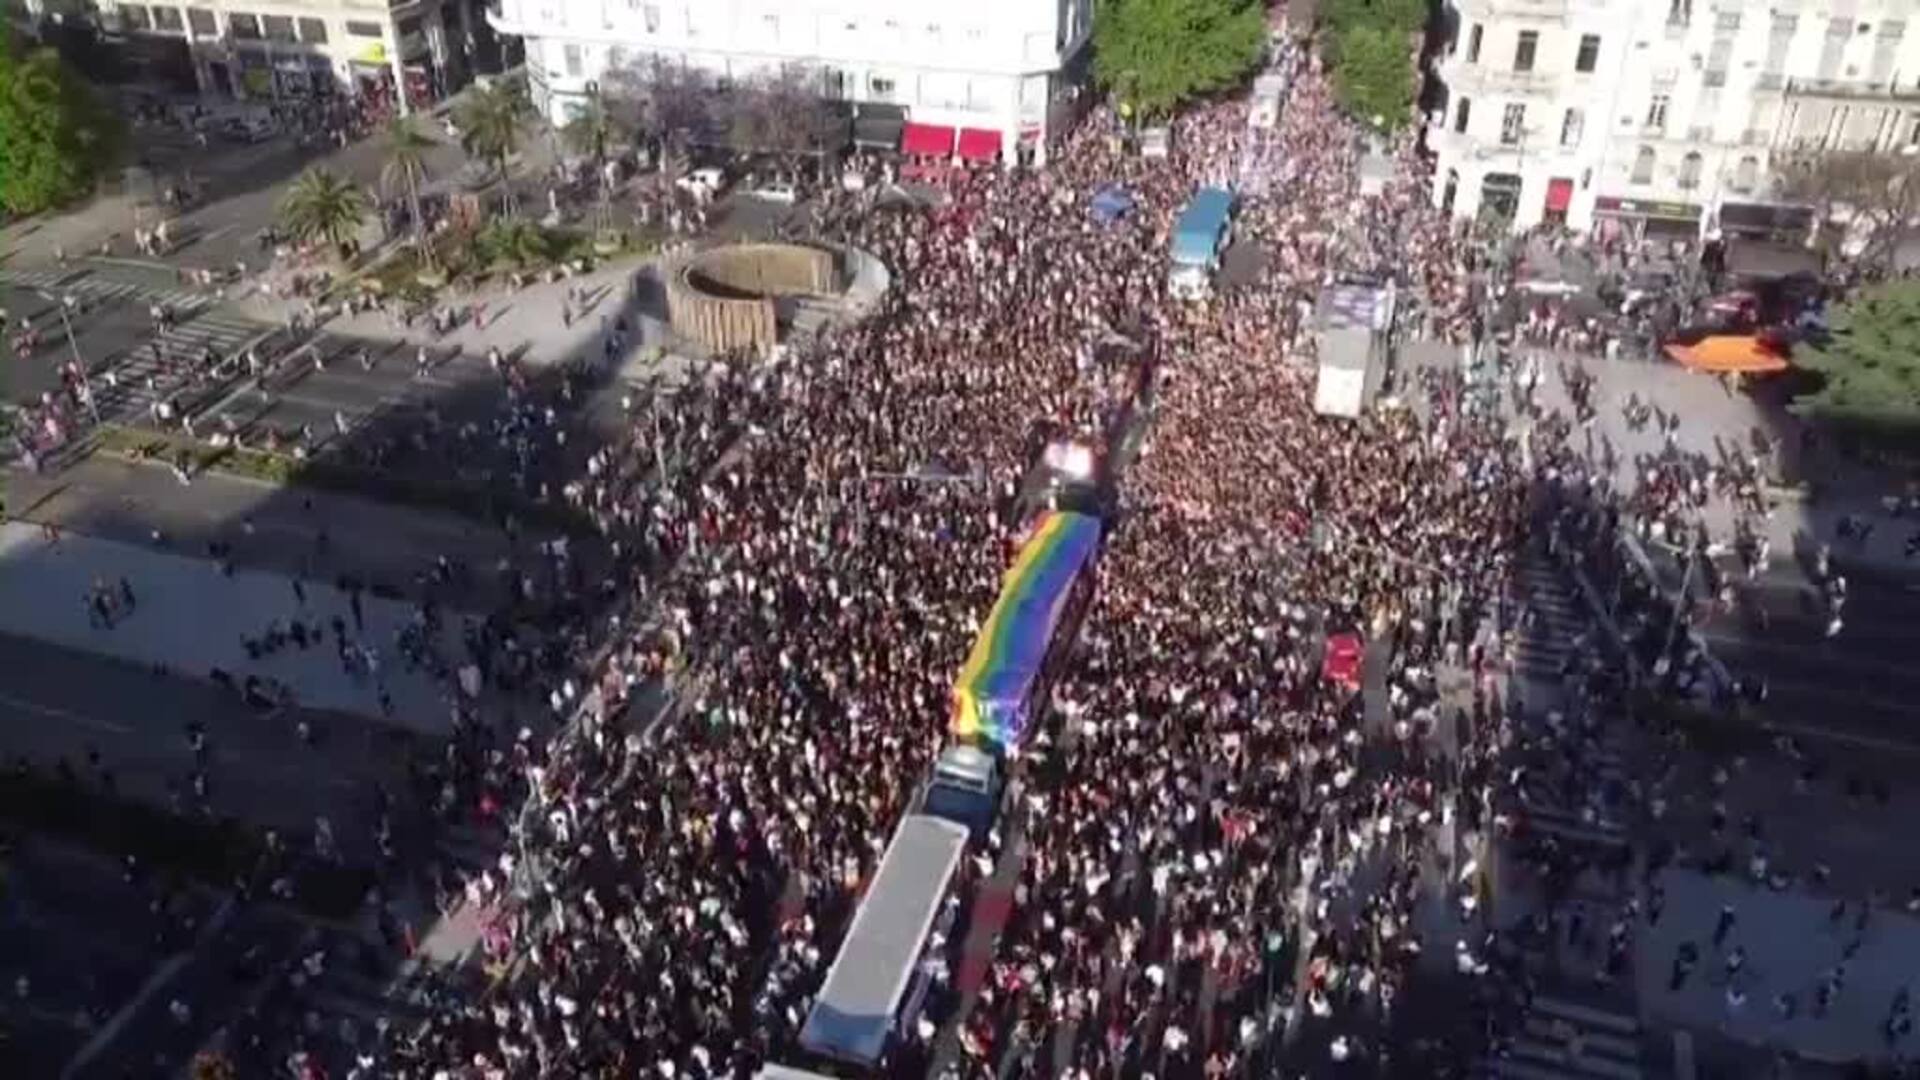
xmin=0 ymin=691 xmax=133 ymax=734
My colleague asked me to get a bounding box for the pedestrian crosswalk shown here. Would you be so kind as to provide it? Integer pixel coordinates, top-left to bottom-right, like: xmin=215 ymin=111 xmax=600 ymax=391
xmin=94 ymin=309 xmax=278 ymax=422
xmin=1484 ymin=993 xmax=1644 ymax=1080
xmin=0 ymin=266 xmax=208 ymax=317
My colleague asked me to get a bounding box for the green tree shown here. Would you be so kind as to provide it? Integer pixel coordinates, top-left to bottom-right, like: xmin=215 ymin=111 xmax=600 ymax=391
xmin=1331 ymin=24 xmax=1415 ymax=130
xmin=380 ymin=116 xmax=436 ymax=270
xmin=1321 ymin=0 xmax=1428 ymax=39
xmin=1093 ymin=0 xmax=1268 ymax=121
xmin=561 ymin=89 xmax=624 ymax=230
xmin=1792 ymin=281 xmax=1920 ymax=437
xmin=278 ymin=168 xmax=367 ymax=256
xmin=457 ymin=77 xmax=530 ymax=216
xmin=0 ymin=42 xmax=123 ymax=215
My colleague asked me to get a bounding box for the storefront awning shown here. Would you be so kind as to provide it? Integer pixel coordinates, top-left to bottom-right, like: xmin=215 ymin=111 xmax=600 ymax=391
xmin=1662 ymin=334 xmax=1791 ymax=374
xmin=900 ymin=122 xmax=955 ymax=158
xmin=1595 ymin=196 xmax=1701 ymax=222
xmin=956 ymin=127 xmax=1002 ymax=162
xmin=1544 ymin=177 xmax=1574 ymax=212
xmin=852 ymin=114 xmax=903 ymax=149
xmin=1720 ymin=202 xmax=1815 ymax=238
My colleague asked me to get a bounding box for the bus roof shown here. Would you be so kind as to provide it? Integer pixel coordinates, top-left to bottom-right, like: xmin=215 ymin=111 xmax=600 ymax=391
xmin=950 ymin=510 xmax=1103 ymax=749
xmin=1171 ymin=188 xmax=1235 ymax=265
xmin=799 ymin=815 xmax=971 ymax=1066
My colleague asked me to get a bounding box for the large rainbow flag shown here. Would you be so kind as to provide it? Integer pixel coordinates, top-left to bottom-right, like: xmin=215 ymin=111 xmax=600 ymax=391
xmin=951 ymin=510 xmax=1103 ymax=749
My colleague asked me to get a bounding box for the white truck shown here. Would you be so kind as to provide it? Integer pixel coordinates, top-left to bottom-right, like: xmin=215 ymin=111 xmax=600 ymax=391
xmin=1313 ymin=282 xmax=1394 ymax=419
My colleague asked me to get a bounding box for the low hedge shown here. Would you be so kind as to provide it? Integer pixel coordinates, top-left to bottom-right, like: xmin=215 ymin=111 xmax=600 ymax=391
xmin=93 ymin=424 xmax=590 ymax=535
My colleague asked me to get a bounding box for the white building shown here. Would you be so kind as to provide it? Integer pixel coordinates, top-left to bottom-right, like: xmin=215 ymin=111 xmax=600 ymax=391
xmin=5 ymin=0 xmax=481 ymax=109
xmin=1431 ymin=0 xmax=1920 ymax=241
xmin=484 ymin=0 xmax=1094 ymax=166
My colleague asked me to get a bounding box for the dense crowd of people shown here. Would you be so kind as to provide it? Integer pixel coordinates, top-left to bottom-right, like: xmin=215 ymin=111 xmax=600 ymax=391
xmin=311 ymin=37 xmax=1555 ymax=1080
xmin=16 ymin=17 xmax=1914 ymax=1080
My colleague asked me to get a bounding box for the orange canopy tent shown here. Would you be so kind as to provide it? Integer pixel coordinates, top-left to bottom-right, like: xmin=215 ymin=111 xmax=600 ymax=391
xmin=1662 ymin=334 xmax=1791 ymax=375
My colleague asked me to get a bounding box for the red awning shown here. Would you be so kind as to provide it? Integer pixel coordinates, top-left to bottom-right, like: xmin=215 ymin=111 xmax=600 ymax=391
xmin=956 ymin=127 xmax=1002 ymax=162
xmin=1545 ymin=178 xmax=1575 ymax=213
xmin=900 ymin=122 xmax=955 ymax=158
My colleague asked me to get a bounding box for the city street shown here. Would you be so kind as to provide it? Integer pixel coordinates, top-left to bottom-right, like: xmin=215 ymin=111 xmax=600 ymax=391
xmin=0 ymin=520 xmax=467 ymax=729
xmin=0 ymin=632 xmax=413 ymax=855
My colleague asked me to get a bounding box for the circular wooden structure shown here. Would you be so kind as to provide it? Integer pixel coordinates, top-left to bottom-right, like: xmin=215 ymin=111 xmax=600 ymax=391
xmin=665 ymin=243 xmax=844 ymax=354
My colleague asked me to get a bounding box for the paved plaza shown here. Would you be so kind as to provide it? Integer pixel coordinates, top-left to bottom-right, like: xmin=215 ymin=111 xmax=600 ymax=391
xmin=0 ymin=520 xmax=460 ymax=731
xmin=1639 ymin=867 xmax=1920 ymax=1066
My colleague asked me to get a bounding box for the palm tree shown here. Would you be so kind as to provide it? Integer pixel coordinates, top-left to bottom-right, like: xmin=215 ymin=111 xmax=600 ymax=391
xmin=278 ymin=168 xmax=367 ymax=257
xmin=381 ymin=116 xmax=437 ymax=270
xmin=458 ymin=79 xmax=529 ymax=217
xmin=561 ymin=90 xmax=624 ymax=231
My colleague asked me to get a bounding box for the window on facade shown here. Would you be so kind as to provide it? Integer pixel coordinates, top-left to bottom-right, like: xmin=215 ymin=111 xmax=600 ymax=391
xmin=1454 ymin=97 xmax=1472 ymax=133
xmin=297 ymin=16 xmax=326 ymax=42
xmin=1733 ymin=155 xmax=1759 ymax=190
xmin=117 ymin=4 xmax=150 ymax=29
xmin=186 ymin=6 xmax=214 ymax=34
xmin=1575 ymin=34 xmax=1600 ymax=73
xmin=1500 ymin=102 xmax=1526 ymax=145
xmin=1631 ymin=146 xmax=1656 ymax=183
xmin=151 ymin=6 xmax=182 ymax=31
xmin=761 ymin=13 xmax=778 ymax=40
xmin=641 ymin=4 xmax=658 ymax=32
xmin=1514 ymin=30 xmax=1538 ymax=72
xmin=227 ymin=13 xmax=260 ymax=38
xmin=346 ymin=20 xmax=382 ymax=37
xmin=1677 ymin=151 xmax=1703 ymax=189
xmin=869 ymin=74 xmax=896 ymax=99
xmin=563 ymin=43 xmax=583 ymax=76
xmin=1668 ymin=0 xmax=1690 ymax=28
xmin=261 ymin=14 xmax=294 ymax=42
xmin=1714 ymin=11 xmax=1741 ymax=33
xmin=1646 ymin=94 xmax=1670 ymax=131
xmin=1561 ymin=107 xmax=1584 ymax=146
xmin=821 ymin=67 xmax=846 ymax=97
xmin=1909 ymin=113 xmax=1920 ymax=146
xmin=1467 ymin=23 xmax=1482 ymax=63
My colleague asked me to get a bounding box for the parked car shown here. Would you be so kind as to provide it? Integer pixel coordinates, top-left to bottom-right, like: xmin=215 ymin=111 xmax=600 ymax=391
xmin=745 ymin=180 xmax=800 ymax=205
xmin=675 ymin=166 xmax=728 ymax=201
xmin=218 ymin=116 xmax=276 ymax=143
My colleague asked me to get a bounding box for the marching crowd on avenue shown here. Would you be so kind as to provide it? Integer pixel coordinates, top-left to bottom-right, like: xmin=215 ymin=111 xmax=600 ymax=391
xmin=360 ymin=41 xmax=1555 ymax=1080
xmin=12 ymin=18 xmax=1917 ymax=1080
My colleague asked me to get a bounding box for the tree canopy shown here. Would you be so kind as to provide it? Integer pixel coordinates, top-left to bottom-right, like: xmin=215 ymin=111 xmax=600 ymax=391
xmin=278 ymin=167 xmax=366 ymax=254
xmin=1331 ymin=25 xmax=1415 ymax=131
xmin=1322 ymin=0 xmax=1428 ymax=38
xmin=1772 ymin=151 xmax=1920 ymax=273
xmin=1092 ymin=0 xmax=1268 ymax=121
xmin=0 ymin=41 xmax=122 ymax=215
xmin=1792 ymin=280 xmax=1920 ymax=436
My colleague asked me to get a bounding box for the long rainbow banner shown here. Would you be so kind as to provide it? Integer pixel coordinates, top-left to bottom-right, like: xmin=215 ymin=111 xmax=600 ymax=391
xmin=951 ymin=510 xmax=1103 ymax=749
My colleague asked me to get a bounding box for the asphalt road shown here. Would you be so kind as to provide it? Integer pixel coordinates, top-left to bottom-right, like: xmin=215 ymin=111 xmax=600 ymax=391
xmin=1691 ymin=559 xmax=1920 ymax=753
xmin=0 ymin=631 xmax=413 ymax=858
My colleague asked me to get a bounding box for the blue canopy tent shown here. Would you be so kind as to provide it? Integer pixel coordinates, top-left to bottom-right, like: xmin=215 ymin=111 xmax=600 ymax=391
xmin=1090 ymin=185 xmax=1135 ymax=225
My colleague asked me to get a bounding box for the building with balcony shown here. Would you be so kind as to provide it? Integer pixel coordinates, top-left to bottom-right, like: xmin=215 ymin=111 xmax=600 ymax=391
xmin=485 ymin=0 xmax=1094 ymax=166
xmin=1431 ymin=0 xmax=1920 ymax=239
xmin=8 ymin=0 xmax=491 ymax=110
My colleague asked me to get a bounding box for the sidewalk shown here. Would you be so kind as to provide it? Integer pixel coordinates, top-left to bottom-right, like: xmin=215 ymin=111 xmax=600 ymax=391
xmin=5 ymin=454 xmax=525 ymax=607
xmin=0 ymin=519 xmax=459 ymax=731
xmin=1636 ymin=867 xmax=1919 ymax=1066
xmin=233 ymin=259 xmax=675 ymax=368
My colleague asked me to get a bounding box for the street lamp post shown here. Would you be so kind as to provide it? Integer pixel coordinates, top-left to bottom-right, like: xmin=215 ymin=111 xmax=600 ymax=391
xmin=36 ymin=289 xmax=99 ymax=424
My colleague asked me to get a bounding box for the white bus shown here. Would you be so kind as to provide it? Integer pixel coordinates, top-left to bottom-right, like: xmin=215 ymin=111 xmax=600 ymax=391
xmin=798 ymin=815 xmax=971 ymax=1069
